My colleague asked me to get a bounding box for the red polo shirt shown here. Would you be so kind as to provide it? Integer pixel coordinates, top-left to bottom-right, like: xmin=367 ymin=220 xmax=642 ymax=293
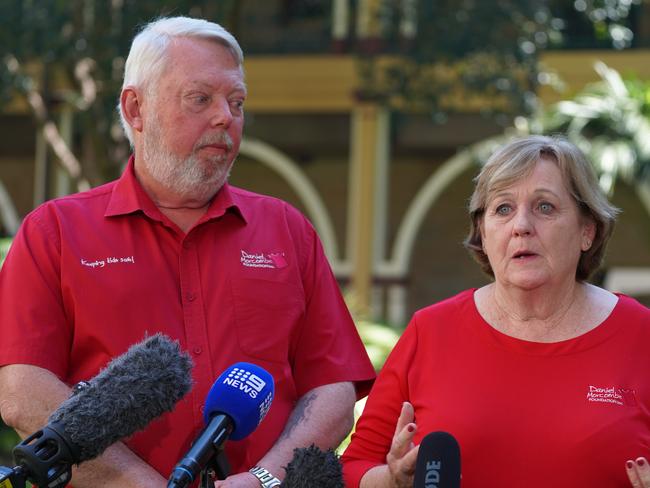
xmin=0 ymin=158 xmax=375 ymax=480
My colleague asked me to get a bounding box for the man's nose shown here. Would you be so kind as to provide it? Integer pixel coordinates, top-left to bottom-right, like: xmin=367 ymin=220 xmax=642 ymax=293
xmin=209 ymin=98 xmax=233 ymax=128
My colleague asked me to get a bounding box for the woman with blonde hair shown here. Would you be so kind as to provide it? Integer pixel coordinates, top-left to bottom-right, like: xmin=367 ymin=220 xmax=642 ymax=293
xmin=342 ymin=135 xmax=650 ymax=487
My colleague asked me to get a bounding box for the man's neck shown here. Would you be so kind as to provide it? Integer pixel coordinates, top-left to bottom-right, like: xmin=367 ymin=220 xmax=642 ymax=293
xmin=133 ymin=164 xmax=218 ymax=234
xmin=157 ymin=204 xmax=211 ymax=234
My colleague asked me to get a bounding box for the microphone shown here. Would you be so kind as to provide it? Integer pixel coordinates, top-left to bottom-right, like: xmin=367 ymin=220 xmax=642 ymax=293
xmin=5 ymin=333 xmax=193 ymax=488
xmin=167 ymin=362 xmax=274 ymax=488
xmin=413 ymin=431 xmax=461 ymax=488
xmin=279 ymin=444 xmax=344 ymax=488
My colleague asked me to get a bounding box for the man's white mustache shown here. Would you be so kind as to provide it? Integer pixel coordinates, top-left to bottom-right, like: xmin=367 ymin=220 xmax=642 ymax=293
xmin=194 ymin=132 xmax=233 ymax=152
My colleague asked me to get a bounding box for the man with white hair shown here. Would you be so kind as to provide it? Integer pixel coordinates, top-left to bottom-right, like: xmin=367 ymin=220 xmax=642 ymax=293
xmin=0 ymin=17 xmax=375 ymax=487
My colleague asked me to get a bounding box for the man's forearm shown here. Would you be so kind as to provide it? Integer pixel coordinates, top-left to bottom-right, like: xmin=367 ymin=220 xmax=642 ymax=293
xmin=254 ymin=381 xmax=356 ymax=480
xmin=0 ymin=364 xmax=166 ymax=488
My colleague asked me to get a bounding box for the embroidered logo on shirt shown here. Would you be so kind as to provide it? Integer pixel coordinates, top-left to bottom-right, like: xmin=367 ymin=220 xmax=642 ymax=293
xmin=586 ymin=385 xmax=637 ymax=406
xmin=240 ymin=250 xmax=287 ymax=269
xmin=80 ymin=256 xmax=135 ymax=269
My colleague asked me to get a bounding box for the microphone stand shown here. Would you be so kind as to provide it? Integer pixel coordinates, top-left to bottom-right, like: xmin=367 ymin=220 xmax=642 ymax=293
xmin=0 ymin=423 xmax=76 ymax=488
xmin=199 ymin=450 xmax=230 ymax=488
xmin=0 ymin=465 xmax=27 ymax=488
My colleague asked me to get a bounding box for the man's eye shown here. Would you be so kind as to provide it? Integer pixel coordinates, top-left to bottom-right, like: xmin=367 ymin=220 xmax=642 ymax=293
xmin=230 ymin=100 xmax=244 ymax=112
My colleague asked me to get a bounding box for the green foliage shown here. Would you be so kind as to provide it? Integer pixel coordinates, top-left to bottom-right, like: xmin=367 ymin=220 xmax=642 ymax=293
xmin=356 ymin=319 xmax=401 ymax=371
xmin=524 ymin=62 xmax=650 ymax=193
xmin=0 ymin=421 xmax=19 ymax=467
xmin=337 ymin=319 xmax=402 ymax=453
xmin=356 ymin=0 xmax=641 ymax=121
xmin=0 ymin=0 xmax=642 ymax=189
xmin=0 ymin=239 xmax=16 ymax=466
xmin=0 ymin=238 xmax=11 ymax=266
xmin=0 ymin=0 xmax=235 ymax=184
xmin=567 ymin=0 xmax=640 ymax=49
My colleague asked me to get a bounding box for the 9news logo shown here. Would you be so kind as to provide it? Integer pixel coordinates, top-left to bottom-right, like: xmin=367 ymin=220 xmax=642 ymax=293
xmin=223 ymin=367 xmax=266 ymax=399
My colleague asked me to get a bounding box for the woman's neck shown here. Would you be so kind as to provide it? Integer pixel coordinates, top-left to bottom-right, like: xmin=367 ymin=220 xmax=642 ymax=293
xmin=476 ymin=281 xmax=615 ymax=342
xmin=495 ymin=279 xmax=580 ymax=321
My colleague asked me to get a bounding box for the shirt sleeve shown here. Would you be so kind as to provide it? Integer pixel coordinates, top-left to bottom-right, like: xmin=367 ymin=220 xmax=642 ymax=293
xmin=0 ymin=205 xmax=72 ymax=378
xmin=287 ymin=209 xmax=375 ymax=399
xmin=341 ymin=317 xmax=418 ymax=487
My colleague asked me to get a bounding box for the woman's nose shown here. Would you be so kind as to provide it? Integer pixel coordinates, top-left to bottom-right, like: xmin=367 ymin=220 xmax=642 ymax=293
xmin=512 ymin=208 xmax=533 ymax=236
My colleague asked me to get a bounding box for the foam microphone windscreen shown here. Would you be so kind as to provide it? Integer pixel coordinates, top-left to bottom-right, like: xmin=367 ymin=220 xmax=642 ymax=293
xmin=11 ymin=334 xmax=193 ymax=488
xmin=413 ymin=431 xmax=461 ymax=488
xmin=47 ymin=333 xmax=194 ymax=461
xmin=280 ymin=444 xmax=344 ymax=488
xmin=202 ymin=362 xmax=274 ymax=440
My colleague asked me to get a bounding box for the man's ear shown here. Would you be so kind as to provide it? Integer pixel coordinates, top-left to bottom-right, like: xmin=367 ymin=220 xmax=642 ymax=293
xmin=120 ymin=87 xmax=144 ymax=133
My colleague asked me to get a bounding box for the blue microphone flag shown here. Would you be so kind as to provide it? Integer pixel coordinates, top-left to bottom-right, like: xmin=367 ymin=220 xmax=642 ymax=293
xmin=203 ymin=362 xmax=274 ymax=440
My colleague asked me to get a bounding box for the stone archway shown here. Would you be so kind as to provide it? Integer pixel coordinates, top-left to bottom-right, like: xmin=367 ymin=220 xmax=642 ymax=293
xmin=0 ymin=179 xmax=20 ymax=236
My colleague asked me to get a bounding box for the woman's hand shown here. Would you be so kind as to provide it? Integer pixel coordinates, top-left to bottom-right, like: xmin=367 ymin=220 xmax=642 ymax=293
xmin=385 ymin=401 xmax=420 ymax=487
xmin=359 ymin=402 xmax=420 ymax=488
xmin=627 ymin=457 xmax=650 ymax=487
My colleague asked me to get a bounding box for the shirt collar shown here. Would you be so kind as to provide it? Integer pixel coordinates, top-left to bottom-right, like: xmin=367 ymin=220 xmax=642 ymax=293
xmin=204 ymin=182 xmax=248 ymax=224
xmin=104 ymin=155 xmax=247 ymax=224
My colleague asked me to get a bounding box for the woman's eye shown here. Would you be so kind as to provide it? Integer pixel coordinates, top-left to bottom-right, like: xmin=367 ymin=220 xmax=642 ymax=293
xmin=538 ymin=202 xmax=554 ymax=214
xmin=495 ymin=204 xmax=511 ymax=216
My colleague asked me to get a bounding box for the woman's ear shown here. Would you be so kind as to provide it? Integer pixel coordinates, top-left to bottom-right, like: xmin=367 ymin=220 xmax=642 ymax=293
xmin=581 ymin=217 xmax=597 ymax=251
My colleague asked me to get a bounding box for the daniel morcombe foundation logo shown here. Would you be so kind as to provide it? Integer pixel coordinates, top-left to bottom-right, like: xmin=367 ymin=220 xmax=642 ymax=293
xmin=240 ymin=250 xmax=287 ymax=269
xmin=586 ymin=385 xmax=637 ymax=407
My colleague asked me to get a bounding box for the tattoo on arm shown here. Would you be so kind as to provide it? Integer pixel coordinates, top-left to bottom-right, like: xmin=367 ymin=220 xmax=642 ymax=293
xmin=278 ymin=390 xmax=318 ymax=441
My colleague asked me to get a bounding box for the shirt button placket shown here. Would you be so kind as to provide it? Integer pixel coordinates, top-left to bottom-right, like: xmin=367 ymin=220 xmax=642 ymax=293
xmin=179 ymin=236 xmax=211 ymax=423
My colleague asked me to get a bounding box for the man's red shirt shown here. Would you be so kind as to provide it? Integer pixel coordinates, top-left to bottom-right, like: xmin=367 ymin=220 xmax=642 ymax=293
xmin=0 ymin=158 xmax=375 ymax=478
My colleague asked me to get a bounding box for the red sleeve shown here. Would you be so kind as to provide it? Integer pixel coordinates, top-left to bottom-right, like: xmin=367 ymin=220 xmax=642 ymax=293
xmin=341 ymin=317 xmax=418 ymax=487
xmin=287 ymin=209 xmax=375 ymax=399
xmin=0 ymin=205 xmax=72 ymax=378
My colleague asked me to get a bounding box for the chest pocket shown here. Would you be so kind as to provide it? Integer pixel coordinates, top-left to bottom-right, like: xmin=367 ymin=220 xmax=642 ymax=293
xmin=230 ymin=277 xmax=305 ymax=364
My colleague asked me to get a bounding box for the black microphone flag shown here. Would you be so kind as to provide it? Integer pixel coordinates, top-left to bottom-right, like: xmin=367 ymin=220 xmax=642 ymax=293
xmin=413 ymin=431 xmax=461 ymax=488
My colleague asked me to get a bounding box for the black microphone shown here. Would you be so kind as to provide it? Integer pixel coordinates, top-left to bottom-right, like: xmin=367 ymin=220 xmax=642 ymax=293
xmin=413 ymin=431 xmax=461 ymax=488
xmin=7 ymin=333 xmax=193 ymax=488
xmin=279 ymin=444 xmax=344 ymax=488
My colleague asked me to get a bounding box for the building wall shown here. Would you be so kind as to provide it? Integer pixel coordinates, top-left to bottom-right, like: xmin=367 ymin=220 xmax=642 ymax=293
xmin=2 ymin=53 xmax=649 ymax=318
xmin=235 ymin=111 xmax=650 ymax=319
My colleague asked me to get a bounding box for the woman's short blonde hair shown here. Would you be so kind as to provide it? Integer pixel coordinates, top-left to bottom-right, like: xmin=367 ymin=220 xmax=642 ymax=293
xmin=464 ymin=135 xmax=619 ymax=281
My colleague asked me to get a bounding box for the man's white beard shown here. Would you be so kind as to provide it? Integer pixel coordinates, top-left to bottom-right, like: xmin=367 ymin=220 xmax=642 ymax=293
xmin=142 ymin=120 xmax=234 ymax=203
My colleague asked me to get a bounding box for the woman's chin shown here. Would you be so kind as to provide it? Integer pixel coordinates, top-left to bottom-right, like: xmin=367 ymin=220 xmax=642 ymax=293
xmin=502 ymin=272 xmax=550 ymax=291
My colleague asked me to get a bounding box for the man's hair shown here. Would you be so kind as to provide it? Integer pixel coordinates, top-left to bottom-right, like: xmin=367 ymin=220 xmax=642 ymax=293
xmin=118 ymin=16 xmax=243 ymax=146
xmin=463 ymin=134 xmax=620 ymax=281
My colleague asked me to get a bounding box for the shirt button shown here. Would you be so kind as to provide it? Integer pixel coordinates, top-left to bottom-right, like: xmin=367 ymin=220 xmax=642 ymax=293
xmin=193 ymin=347 xmax=202 ymax=355
xmin=186 ymin=292 xmax=196 ymax=301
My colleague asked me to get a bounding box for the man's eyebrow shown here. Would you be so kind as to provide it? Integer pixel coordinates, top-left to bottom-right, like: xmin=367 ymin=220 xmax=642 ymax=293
xmin=185 ymin=80 xmax=247 ymax=91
